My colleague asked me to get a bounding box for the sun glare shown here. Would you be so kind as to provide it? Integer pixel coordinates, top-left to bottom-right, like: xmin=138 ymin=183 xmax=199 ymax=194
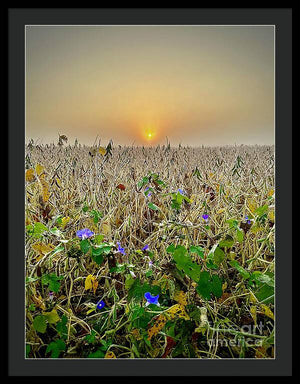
xmin=144 ymin=129 xmax=155 ymax=141
xmin=141 ymin=123 xmax=157 ymax=143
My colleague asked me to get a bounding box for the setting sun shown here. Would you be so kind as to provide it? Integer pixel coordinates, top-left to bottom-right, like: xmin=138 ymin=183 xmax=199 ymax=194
xmin=142 ymin=124 xmax=157 ymax=142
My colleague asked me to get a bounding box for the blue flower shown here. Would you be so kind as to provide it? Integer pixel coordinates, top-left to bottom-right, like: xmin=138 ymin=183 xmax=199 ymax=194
xmin=178 ymin=188 xmax=184 ymax=195
xmin=145 ymin=187 xmax=152 ymax=197
xmin=117 ymin=242 xmax=126 ymax=255
xmin=245 ymin=216 xmax=251 ymax=224
xmin=144 ymin=292 xmax=160 ymax=306
xmin=76 ymin=228 xmax=94 ymax=239
xmin=202 ymin=214 xmax=209 ymax=222
xmin=142 ymin=244 xmax=149 ymax=251
xmin=96 ymin=300 xmax=105 ymax=310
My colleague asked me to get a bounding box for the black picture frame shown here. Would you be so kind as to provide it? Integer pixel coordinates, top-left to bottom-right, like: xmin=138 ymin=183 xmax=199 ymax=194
xmin=8 ymin=8 xmax=292 ymax=377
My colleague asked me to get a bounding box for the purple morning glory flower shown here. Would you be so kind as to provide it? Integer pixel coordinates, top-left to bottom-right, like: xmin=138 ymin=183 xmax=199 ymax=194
xmin=202 ymin=214 xmax=209 ymax=222
xmin=96 ymin=300 xmax=105 ymax=310
xmin=148 ymin=260 xmax=153 ymax=268
xmin=142 ymin=244 xmax=149 ymax=251
xmin=245 ymin=216 xmax=251 ymax=224
xmin=117 ymin=242 xmax=126 ymax=255
xmin=178 ymin=188 xmax=184 ymax=195
xmin=144 ymin=292 xmax=160 ymax=306
xmin=76 ymin=228 xmax=94 ymax=240
xmin=145 ymin=187 xmax=152 ymax=197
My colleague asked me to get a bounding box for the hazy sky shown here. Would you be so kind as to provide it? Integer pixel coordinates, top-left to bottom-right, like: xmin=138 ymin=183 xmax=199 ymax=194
xmin=26 ymin=26 xmax=274 ymax=146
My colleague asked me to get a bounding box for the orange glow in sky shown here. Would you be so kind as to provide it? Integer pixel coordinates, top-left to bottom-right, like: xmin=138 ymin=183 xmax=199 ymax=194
xmin=139 ymin=121 xmax=158 ymax=143
xmin=26 ymin=26 xmax=274 ymax=146
xmin=146 ymin=130 xmax=154 ymax=141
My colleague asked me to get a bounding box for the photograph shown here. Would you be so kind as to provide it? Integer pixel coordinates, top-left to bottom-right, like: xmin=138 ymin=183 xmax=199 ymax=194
xmin=25 ymin=25 xmax=275 ymax=359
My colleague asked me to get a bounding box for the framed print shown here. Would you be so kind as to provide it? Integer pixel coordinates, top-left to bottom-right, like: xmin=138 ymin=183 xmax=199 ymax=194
xmin=8 ymin=8 xmax=292 ymax=377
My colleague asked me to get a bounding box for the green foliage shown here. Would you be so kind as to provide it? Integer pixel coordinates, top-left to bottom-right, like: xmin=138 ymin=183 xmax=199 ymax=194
xmin=110 ymin=263 xmax=126 ymax=274
xmin=87 ymin=339 xmax=112 ymax=358
xmin=166 ymin=244 xmax=176 ymax=253
xmin=147 ymin=202 xmax=160 ymax=211
xmin=82 ymin=204 xmax=89 ymax=213
xmin=236 ymin=227 xmax=244 ymax=243
xmin=55 ymin=216 xmax=63 ymax=225
xmin=172 ymin=245 xmax=189 ymax=266
xmin=254 ymin=284 xmax=274 ymax=304
xmin=43 ymin=310 xmax=60 ymax=324
xmin=56 ymin=315 xmax=68 ymax=339
xmin=230 ymin=260 xmax=251 ymax=279
xmin=150 ymin=173 xmax=167 ymax=187
xmin=93 ymin=234 xmax=105 ymax=244
xmin=219 ymin=235 xmax=234 ymax=249
xmin=125 ymin=274 xmax=135 ymax=290
xmin=169 ymin=245 xmax=201 ymax=282
xmin=80 ymin=239 xmax=90 ymax=254
xmin=196 ymin=271 xmax=223 ymax=300
xmin=229 ymin=263 xmax=274 ymax=304
xmin=46 ymin=339 xmax=66 ymax=358
xmin=145 ymin=270 xmax=153 ymax=278
xmin=41 ymin=273 xmax=64 ymax=293
xmin=226 ymin=219 xmax=239 ymax=229
xmin=225 ymin=220 xmax=244 ymax=242
xmin=211 ymin=274 xmax=223 ymax=297
xmin=144 ymin=187 xmax=154 ymax=196
xmin=255 ymin=205 xmax=268 ymax=217
xmin=87 ymin=349 xmax=105 ymax=358
xmin=91 ymin=243 xmax=112 ymax=265
xmin=85 ymin=330 xmax=97 ymax=344
xmin=207 ymin=244 xmax=226 ymax=266
xmin=51 ymin=244 xmax=65 ymax=256
xmin=138 ymin=172 xmax=166 ymax=190
xmin=188 ymin=306 xmax=202 ymax=322
xmin=26 ymin=222 xmax=48 ymax=238
xmin=189 ymin=245 xmax=205 ymax=258
xmin=249 ymin=271 xmax=274 ymax=287
xmin=137 ymin=176 xmax=150 ymax=189
xmin=33 ymin=315 xmax=47 ymax=333
xmin=130 ymin=305 xmax=150 ymax=329
xmin=26 ymin=344 xmax=31 ymax=358
xmin=170 ymin=191 xmax=191 ymax=211
xmin=89 ymin=209 xmax=103 ymax=224
xmin=255 ymin=204 xmax=269 ymax=224
xmin=248 ymin=271 xmax=274 ymax=304
xmin=205 ymin=260 xmax=219 ymax=270
xmin=50 ymin=227 xmax=62 ymax=237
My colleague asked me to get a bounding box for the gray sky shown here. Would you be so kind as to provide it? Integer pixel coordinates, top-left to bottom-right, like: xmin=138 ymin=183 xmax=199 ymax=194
xmin=26 ymin=26 xmax=274 ymax=146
